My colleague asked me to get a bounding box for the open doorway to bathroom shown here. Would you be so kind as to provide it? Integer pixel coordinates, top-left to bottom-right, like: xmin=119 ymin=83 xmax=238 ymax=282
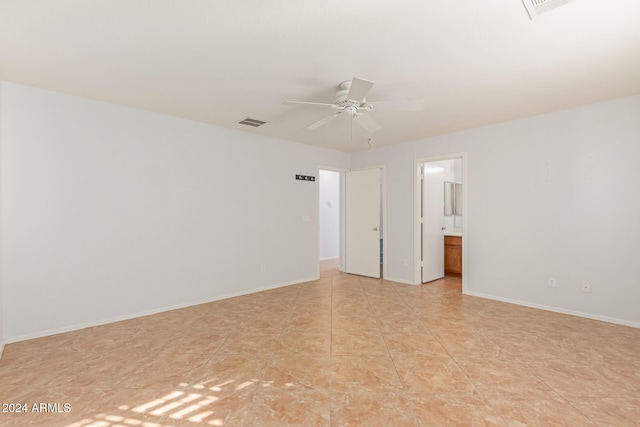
xmin=414 ymin=154 xmax=466 ymax=290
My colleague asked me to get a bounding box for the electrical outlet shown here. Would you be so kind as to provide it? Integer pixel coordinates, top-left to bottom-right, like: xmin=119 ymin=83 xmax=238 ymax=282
xmin=548 ymin=277 xmax=557 ymax=288
xmin=403 ymin=259 xmax=408 ymax=266
xmin=582 ymin=282 xmax=591 ymax=293
xmin=260 ymin=265 xmax=266 ymax=273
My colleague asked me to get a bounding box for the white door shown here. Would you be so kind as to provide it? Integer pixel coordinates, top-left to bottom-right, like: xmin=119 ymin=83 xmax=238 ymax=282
xmin=422 ymin=164 xmax=445 ymax=282
xmin=345 ymin=168 xmax=381 ymax=278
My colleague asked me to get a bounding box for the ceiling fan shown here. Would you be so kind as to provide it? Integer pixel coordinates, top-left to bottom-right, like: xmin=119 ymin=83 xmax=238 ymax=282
xmin=285 ymin=77 xmax=423 ymax=133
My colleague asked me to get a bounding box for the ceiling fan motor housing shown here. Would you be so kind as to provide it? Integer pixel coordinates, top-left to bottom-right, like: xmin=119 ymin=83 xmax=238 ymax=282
xmin=335 ymin=87 xmax=352 ymax=105
xmin=335 ymin=80 xmax=373 ymax=113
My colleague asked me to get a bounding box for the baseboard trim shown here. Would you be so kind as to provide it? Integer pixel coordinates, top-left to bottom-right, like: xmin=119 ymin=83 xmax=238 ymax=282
xmin=6 ymin=276 xmax=318 ymax=344
xmin=319 ymin=256 xmax=339 ymax=262
xmin=464 ymin=290 xmax=640 ymax=329
xmin=0 ymin=340 xmax=5 ymax=361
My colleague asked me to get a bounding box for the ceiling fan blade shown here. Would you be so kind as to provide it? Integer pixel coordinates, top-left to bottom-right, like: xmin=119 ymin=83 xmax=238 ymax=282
xmin=306 ymin=112 xmax=341 ymax=130
xmin=368 ymin=99 xmax=424 ymax=111
xmin=354 ymin=113 xmax=382 ymax=133
xmin=284 ymin=100 xmax=336 ymax=107
xmin=347 ymin=78 xmax=374 ymax=103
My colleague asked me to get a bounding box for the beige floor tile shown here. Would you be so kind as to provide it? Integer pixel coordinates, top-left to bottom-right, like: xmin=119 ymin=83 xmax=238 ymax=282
xmin=485 ymin=395 xmax=596 ymax=426
xmin=523 ymin=359 xmax=637 ymax=398
xmin=393 ymin=355 xmax=478 ymax=395
xmin=433 ymin=330 xmax=504 ymax=358
xmin=2 ymin=329 xmax=84 ymax=354
xmin=484 ymin=331 xmax=568 ymax=360
xmin=284 ymin=313 xmax=332 ymax=333
xmin=194 ymin=354 xmax=269 ymax=397
xmin=331 ymin=331 xmax=388 ymax=355
xmin=155 ymin=329 xmax=230 ymax=354
xmin=331 ymin=391 xmax=418 ymax=427
xmin=0 ymin=349 xmax=98 ymax=388
xmin=369 ymin=302 xmax=414 ymax=315
xmin=277 ymin=330 xmax=331 ymax=355
xmin=89 ymin=385 xmax=254 ymax=427
xmin=262 ymin=355 xmax=331 ymax=392
xmin=408 ymin=394 xmax=507 ymax=427
xmin=383 ymin=332 xmax=449 ymax=356
xmin=67 ymin=326 xmax=152 ymax=353
xmin=455 ymin=357 xmax=555 ymax=397
xmin=67 ymin=351 xmax=146 ymax=388
xmin=376 ymin=314 xmax=431 ymax=334
xmin=216 ymin=331 xmax=282 ymax=355
xmin=159 ymin=387 xmax=255 ymax=426
xmin=331 ymin=304 xmax=373 ymax=317
xmin=331 ymin=355 xmax=403 ymax=393
xmin=77 ymin=387 xmax=186 ymax=426
xmin=245 ymin=390 xmax=331 ymax=426
xmin=2 ymin=272 xmax=639 ymax=426
xmin=564 ymin=396 xmax=640 ymax=427
xmin=118 ymin=352 xmax=212 ymax=389
xmin=332 ymin=313 xmax=379 ymax=332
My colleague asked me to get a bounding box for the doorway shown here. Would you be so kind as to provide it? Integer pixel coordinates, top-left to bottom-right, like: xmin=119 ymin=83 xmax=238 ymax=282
xmin=414 ymin=154 xmax=466 ymax=288
xmin=319 ymin=169 xmax=343 ymax=273
xmin=319 ymin=166 xmax=385 ymax=279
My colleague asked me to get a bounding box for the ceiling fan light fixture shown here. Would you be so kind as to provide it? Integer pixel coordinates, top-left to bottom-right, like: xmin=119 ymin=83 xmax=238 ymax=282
xmin=344 ymin=105 xmax=358 ymax=116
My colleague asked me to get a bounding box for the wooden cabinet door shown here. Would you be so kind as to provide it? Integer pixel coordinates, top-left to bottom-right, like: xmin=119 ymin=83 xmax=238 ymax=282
xmin=444 ymin=236 xmax=462 ymax=276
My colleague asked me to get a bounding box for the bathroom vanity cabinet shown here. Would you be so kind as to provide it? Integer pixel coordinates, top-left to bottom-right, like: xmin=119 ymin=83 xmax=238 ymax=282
xmin=444 ymin=235 xmax=462 ymax=276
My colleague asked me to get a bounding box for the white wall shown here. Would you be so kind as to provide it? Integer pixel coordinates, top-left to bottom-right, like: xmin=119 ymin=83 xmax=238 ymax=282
xmin=351 ymin=94 xmax=640 ymax=326
xmin=1 ymin=82 xmax=349 ymax=342
xmin=0 ymin=78 xmax=4 ymax=358
xmin=319 ymin=170 xmax=340 ymax=260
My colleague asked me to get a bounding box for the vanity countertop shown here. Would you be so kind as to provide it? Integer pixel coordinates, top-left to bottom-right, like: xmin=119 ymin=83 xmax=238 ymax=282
xmin=444 ymin=228 xmax=463 ymax=237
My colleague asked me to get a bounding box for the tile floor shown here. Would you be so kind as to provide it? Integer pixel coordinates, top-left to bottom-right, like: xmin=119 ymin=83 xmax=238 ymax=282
xmin=1 ymin=267 xmax=639 ymax=426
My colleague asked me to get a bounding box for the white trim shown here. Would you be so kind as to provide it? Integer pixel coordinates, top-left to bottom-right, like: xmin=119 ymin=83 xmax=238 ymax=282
xmin=5 ymin=276 xmax=318 ymax=344
xmin=319 ymin=256 xmax=339 ymax=262
xmin=465 ymin=290 xmax=640 ymax=329
xmin=0 ymin=340 xmax=5 ymax=361
xmin=317 ymin=165 xmax=348 ymax=173
xmin=413 ymin=153 xmax=467 ymax=289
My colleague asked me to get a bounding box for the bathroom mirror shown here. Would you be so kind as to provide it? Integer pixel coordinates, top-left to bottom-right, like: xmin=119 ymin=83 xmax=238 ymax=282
xmin=444 ymin=182 xmax=454 ymax=216
xmin=444 ymin=181 xmax=462 ymax=217
xmin=454 ymin=182 xmax=463 ymax=216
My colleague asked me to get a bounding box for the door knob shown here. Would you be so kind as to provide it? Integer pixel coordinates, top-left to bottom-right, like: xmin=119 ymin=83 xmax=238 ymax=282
xmin=372 ymin=226 xmax=379 ymax=231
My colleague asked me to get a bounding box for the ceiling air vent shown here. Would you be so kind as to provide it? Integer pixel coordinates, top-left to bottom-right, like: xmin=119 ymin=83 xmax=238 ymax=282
xmin=237 ymin=117 xmax=268 ymax=127
xmin=521 ymin=0 xmax=573 ymax=19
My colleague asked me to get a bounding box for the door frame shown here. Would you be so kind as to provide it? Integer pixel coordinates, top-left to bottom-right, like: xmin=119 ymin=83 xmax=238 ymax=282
xmin=413 ymin=153 xmax=467 ymax=290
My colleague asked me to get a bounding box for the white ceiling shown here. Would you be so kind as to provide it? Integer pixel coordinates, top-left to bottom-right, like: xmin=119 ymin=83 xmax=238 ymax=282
xmin=1 ymin=0 xmax=639 ymax=152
